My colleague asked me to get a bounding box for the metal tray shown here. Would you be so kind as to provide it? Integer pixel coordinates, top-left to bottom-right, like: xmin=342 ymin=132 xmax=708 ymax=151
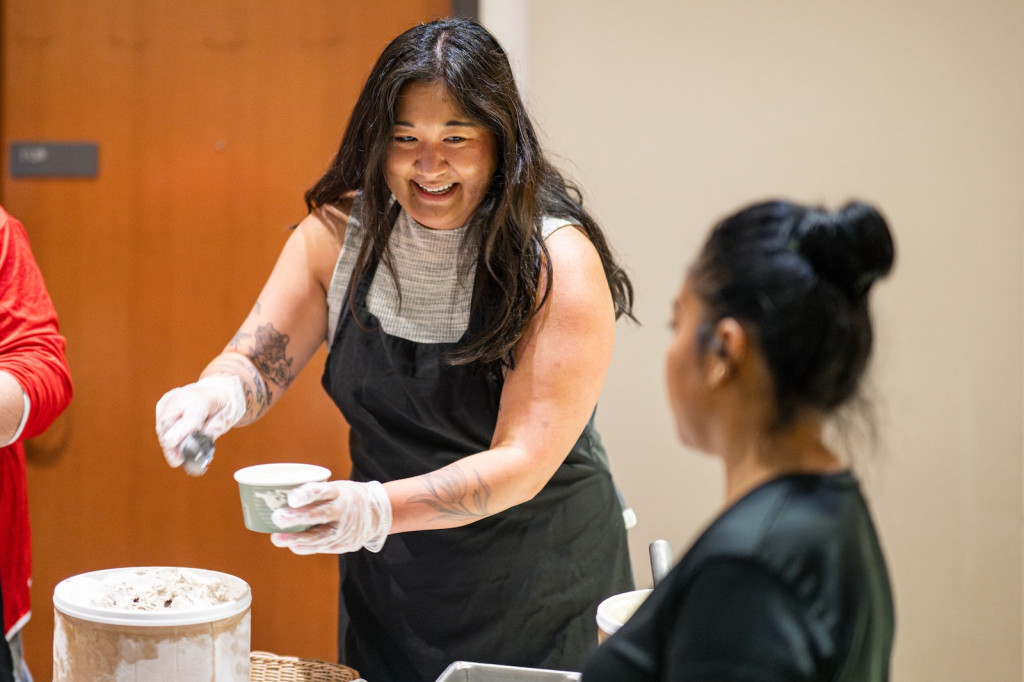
xmin=435 ymin=661 xmax=581 ymax=681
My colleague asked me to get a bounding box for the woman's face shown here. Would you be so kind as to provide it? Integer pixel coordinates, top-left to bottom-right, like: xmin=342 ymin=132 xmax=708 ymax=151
xmin=666 ymin=277 xmax=716 ymax=452
xmin=385 ymin=80 xmax=498 ymax=231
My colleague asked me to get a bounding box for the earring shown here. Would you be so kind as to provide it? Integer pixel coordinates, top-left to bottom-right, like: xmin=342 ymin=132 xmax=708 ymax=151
xmin=710 ymin=363 xmax=726 ymax=387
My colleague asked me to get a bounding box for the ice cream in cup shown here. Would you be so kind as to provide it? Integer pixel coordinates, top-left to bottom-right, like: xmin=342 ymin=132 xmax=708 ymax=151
xmin=233 ymin=463 xmax=331 ymax=533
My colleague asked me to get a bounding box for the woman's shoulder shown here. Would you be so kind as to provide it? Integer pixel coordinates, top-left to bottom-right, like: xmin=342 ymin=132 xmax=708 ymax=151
xmin=682 ymin=473 xmax=870 ymax=572
xmin=535 ymin=225 xmax=611 ymax=321
xmin=540 ymin=215 xmax=576 ymax=239
xmin=309 ymin=191 xmax=359 ymax=240
xmin=294 ymin=192 xmax=361 ymax=289
xmin=541 ymin=215 xmax=598 ymax=258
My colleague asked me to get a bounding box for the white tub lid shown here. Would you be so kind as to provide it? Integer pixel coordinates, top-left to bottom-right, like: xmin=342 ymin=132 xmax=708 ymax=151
xmin=53 ymin=566 xmax=251 ymax=626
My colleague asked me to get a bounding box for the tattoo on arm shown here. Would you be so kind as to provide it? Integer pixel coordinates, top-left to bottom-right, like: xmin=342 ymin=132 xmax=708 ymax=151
xmin=242 ymin=378 xmax=268 ymax=420
xmin=248 ymin=323 xmax=294 ymax=389
xmin=228 ymin=303 xmax=294 ymax=386
xmin=220 ymin=306 xmax=295 ymax=421
xmin=219 ymin=353 xmax=272 ymax=419
xmin=228 ymin=329 xmax=250 ymax=350
xmin=226 ymin=302 xmax=262 ymax=349
xmin=407 ymin=464 xmax=492 ymax=522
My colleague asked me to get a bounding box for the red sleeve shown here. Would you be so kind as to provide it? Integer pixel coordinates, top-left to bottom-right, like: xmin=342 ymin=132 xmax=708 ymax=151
xmin=0 ymin=208 xmax=72 ymax=438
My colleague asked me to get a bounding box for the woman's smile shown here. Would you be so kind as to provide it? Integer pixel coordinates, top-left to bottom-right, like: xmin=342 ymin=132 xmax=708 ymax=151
xmin=415 ymin=182 xmax=456 ymax=196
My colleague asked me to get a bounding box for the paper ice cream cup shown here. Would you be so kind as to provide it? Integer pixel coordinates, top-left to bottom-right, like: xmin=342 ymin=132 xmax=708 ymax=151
xmin=596 ymin=588 xmax=652 ymax=643
xmin=233 ymin=463 xmax=331 ymax=533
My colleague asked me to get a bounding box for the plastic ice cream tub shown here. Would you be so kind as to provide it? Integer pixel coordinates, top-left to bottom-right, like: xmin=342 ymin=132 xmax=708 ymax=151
xmin=53 ymin=566 xmax=251 ymax=681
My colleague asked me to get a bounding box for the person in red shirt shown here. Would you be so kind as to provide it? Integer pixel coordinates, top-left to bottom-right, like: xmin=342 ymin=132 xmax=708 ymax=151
xmin=0 ymin=205 xmax=73 ymax=682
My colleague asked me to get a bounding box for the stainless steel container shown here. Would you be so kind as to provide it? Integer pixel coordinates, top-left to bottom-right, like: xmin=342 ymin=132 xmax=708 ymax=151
xmin=435 ymin=661 xmax=581 ymax=681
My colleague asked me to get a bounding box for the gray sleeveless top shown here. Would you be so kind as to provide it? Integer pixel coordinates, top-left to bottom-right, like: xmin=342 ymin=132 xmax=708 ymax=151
xmin=325 ymin=195 xmax=574 ymax=345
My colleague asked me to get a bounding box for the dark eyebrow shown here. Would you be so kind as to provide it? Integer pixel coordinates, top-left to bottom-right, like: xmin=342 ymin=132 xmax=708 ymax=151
xmin=393 ymin=119 xmax=476 ymax=128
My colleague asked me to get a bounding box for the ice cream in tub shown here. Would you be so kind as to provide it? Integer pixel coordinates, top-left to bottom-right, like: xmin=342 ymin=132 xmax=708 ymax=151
xmin=53 ymin=566 xmax=251 ymax=681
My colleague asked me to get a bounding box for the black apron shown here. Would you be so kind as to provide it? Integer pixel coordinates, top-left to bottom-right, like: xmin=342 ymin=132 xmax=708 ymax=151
xmin=322 ymin=256 xmax=634 ymax=682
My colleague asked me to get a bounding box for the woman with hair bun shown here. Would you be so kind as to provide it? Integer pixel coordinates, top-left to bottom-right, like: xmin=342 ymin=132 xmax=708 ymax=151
xmin=583 ymin=199 xmax=896 ymax=681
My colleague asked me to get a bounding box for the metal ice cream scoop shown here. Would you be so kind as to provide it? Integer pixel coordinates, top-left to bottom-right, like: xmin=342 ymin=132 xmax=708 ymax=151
xmin=180 ymin=432 xmax=215 ymax=476
xmin=649 ymin=539 xmax=673 ymax=587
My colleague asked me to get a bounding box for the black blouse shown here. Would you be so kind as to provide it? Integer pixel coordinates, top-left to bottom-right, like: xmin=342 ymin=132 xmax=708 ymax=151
xmin=582 ymin=472 xmax=894 ymax=681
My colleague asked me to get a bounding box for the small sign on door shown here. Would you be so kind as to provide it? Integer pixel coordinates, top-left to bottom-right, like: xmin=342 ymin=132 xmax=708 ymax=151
xmin=9 ymin=142 xmax=98 ymax=178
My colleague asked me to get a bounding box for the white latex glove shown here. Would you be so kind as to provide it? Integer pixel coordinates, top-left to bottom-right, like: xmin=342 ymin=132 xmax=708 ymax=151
xmin=270 ymin=480 xmax=392 ymax=555
xmin=154 ymin=375 xmax=246 ymax=468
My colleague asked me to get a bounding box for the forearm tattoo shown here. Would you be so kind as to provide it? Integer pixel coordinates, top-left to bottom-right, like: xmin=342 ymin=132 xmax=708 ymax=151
xmin=248 ymin=323 xmax=293 ymax=388
xmin=219 ymin=352 xmax=272 ymax=419
xmin=408 ymin=464 xmax=492 ymax=522
xmin=225 ymin=306 xmax=294 ymax=419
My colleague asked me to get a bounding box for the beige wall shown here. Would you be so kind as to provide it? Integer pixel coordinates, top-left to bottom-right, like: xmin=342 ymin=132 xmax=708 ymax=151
xmin=484 ymin=1 xmax=1024 ymax=679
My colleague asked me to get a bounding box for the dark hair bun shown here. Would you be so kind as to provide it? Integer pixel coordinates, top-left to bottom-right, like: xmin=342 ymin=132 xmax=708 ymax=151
xmin=796 ymin=202 xmax=895 ymax=299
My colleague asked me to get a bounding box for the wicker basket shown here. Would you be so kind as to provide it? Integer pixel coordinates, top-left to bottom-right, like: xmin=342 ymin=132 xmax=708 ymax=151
xmin=250 ymin=650 xmax=361 ymax=682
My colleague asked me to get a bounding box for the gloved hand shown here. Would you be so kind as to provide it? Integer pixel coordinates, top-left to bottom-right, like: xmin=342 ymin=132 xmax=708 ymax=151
xmin=270 ymin=480 xmax=392 ymax=555
xmin=154 ymin=374 xmax=246 ymax=468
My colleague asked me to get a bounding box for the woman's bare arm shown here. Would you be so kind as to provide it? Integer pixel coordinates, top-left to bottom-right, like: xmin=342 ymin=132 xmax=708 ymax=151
xmin=385 ymin=225 xmax=617 ymax=532
xmin=200 ymin=204 xmax=347 ymax=424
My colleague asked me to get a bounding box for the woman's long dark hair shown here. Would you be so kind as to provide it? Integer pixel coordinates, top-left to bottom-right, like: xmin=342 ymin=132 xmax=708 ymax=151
xmin=305 ymin=18 xmax=633 ymax=370
xmin=690 ymin=200 xmax=895 ymax=429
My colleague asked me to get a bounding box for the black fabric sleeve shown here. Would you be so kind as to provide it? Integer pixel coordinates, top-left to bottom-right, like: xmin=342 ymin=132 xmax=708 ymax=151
xmin=664 ymin=560 xmax=822 ymax=681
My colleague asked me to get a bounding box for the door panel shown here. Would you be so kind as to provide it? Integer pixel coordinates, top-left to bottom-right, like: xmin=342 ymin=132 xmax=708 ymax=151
xmin=1 ymin=1 xmax=451 ymax=677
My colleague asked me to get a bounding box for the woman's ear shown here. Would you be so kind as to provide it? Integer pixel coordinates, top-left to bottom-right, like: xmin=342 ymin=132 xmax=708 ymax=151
xmin=713 ymin=317 xmax=746 ymax=363
xmin=707 ymin=317 xmax=747 ymax=388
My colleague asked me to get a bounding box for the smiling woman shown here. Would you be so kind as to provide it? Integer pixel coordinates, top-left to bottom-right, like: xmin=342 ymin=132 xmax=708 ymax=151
xmin=154 ymin=16 xmax=636 ymax=682
xmin=385 ymin=81 xmax=498 ymax=231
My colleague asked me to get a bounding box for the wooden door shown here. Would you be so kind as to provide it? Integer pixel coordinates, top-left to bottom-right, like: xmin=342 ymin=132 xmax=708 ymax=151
xmin=1 ymin=1 xmax=451 ymax=677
